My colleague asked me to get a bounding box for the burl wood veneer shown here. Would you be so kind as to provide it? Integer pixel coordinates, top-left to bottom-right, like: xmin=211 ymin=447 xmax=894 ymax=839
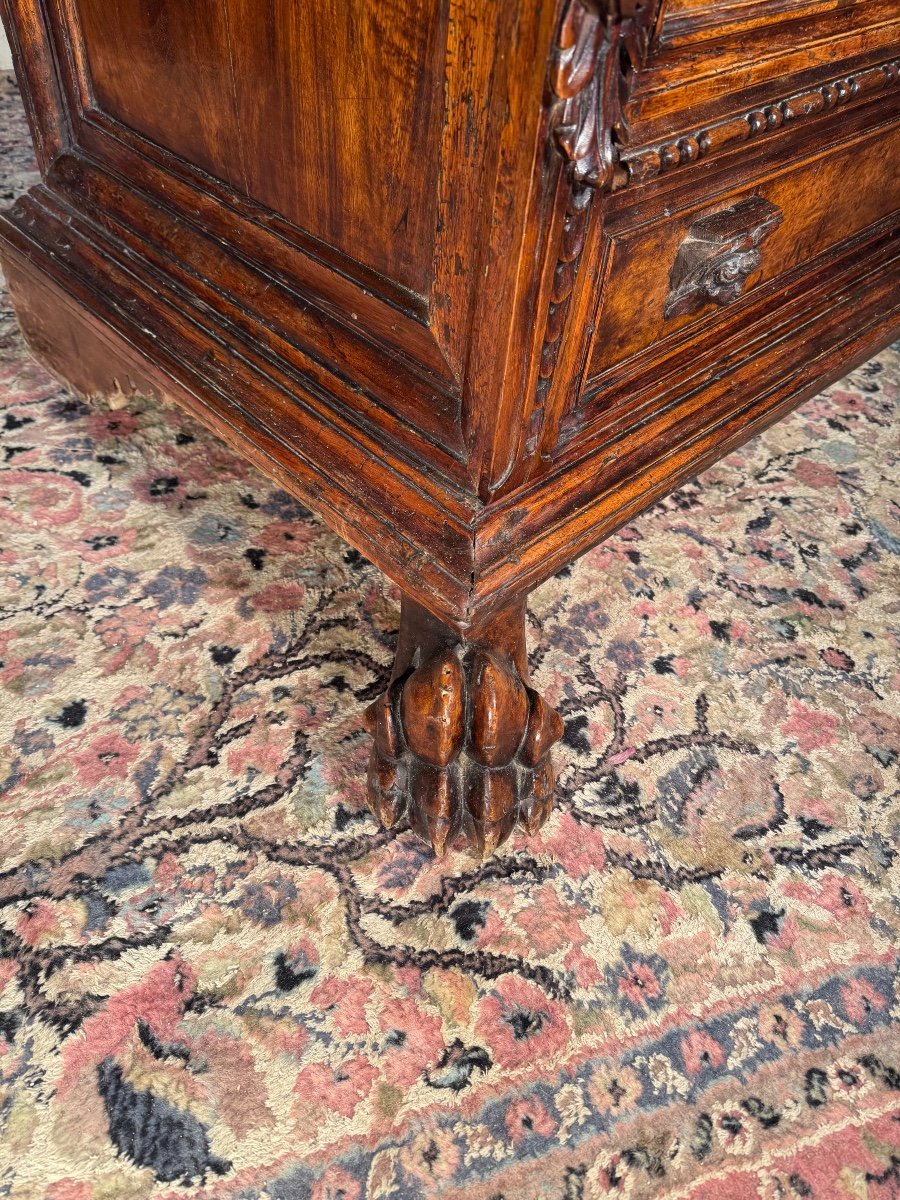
xmin=1 ymin=1 xmax=898 ymax=856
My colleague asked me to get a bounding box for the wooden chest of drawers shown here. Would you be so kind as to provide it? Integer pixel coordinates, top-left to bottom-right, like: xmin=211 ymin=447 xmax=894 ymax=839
xmin=1 ymin=0 xmax=898 ymax=856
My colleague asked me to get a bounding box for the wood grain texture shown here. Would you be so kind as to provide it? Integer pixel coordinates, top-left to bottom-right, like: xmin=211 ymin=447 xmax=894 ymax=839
xmin=624 ymin=0 xmax=900 ymax=140
xmin=76 ymin=0 xmax=448 ymax=295
xmin=1 ymin=0 xmax=899 ymax=856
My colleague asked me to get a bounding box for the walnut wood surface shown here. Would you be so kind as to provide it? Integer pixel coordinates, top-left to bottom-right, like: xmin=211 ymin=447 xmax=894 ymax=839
xmin=0 ymin=0 xmax=898 ymax=856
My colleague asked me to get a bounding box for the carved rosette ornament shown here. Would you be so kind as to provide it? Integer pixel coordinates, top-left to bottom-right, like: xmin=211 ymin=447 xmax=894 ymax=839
xmin=364 ymin=599 xmax=564 ymax=857
xmin=527 ymin=0 xmax=659 ymax=456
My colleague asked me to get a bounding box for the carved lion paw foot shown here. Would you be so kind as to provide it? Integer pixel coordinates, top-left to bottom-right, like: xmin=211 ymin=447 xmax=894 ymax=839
xmin=364 ymin=631 xmax=563 ymax=857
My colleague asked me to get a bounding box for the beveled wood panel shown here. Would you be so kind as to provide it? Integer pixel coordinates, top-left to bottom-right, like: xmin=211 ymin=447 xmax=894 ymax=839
xmin=76 ymin=0 xmax=447 ymax=296
xmin=76 ymin=0 xmax=241 ymax=183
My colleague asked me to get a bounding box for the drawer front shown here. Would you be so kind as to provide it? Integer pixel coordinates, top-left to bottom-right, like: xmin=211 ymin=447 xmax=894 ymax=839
xmin=582 ymin=119 xmax=900 ymax=400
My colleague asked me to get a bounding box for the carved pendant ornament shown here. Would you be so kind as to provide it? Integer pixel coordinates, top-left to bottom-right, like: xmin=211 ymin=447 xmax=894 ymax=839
xmin=527 ymin=0 xmax=659 ymax=456
xmin=551 ymin=0 xmax=657 ymax=193
xmin=364 ymin=603 xmax=564 ymax=858
xmin=664 ymin=196 xmax=784 ymax=319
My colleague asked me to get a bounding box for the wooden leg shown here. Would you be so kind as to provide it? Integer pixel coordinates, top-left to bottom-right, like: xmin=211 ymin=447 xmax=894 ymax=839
xmin=364 ymin=596 xmax=564 ymax=857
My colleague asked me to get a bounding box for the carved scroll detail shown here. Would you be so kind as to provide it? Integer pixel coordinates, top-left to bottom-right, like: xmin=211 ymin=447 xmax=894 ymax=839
xmin=664 ymin=197 xmax=783 ymax=320
xmin=526 ymin=0 xmax=659 ymax=458
xmin=365 ymin=641 xmax=564 ymax=858
xmin=620 ymin=59 xmax=900 ymax=189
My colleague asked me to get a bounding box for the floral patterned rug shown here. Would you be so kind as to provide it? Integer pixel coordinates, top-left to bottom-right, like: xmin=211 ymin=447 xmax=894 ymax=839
xmin=1 ymin=73 xmax=899 ymax=1200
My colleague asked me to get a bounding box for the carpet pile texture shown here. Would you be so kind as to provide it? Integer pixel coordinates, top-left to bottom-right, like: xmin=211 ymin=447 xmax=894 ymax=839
xmin=0 ymin=74 xmax=898 ymax=1199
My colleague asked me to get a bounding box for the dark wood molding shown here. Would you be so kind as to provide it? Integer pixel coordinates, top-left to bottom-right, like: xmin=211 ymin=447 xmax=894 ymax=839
xmin=0 ymin=0 xmax=70 ymax=167
xmin=550 ymin=0 xmax=660 ymax=194
xmin=0 ymin=221 xmax=481 ymax=631
xmin=525 ymin=0 xmax=662 ymax=462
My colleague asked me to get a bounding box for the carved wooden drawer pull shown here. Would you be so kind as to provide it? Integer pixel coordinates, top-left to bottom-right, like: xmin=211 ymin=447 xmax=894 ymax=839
xmin=664 ymin=196 xmax=784 ymax=319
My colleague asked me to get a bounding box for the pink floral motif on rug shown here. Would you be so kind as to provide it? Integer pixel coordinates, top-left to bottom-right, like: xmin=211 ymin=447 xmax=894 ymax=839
xmin=0 ymin=74 xmax=898 ymax=1199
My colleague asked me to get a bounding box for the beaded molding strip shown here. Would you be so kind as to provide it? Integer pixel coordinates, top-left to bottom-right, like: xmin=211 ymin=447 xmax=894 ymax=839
xmin=617 ymin=59 xmax=900 ymax=189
